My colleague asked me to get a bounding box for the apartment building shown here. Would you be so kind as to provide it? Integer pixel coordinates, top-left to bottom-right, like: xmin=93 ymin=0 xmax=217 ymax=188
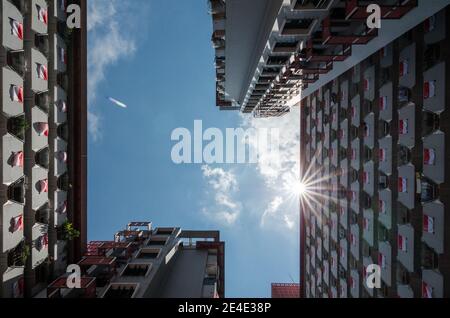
xmin=0 ymin=0 xmax=87 ymax=298
xmin=299 ymin=2 xmax=450 ymax=298
xmin=46 ymin=222 xmax=225 ymax=298
xmin=208 ymin=0 xmax=450 ymax=298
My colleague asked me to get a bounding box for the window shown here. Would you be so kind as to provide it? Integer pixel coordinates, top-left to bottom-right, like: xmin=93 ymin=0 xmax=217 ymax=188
xmin=121 ymin=264 xmax=151 ymax=277
xmin=103 ymin=284 xmax=138 ymax=299
xmin=137 ymin=248 xmax=161 ymax=259
xmin=156 ymin=228 xmax=174 ymax=235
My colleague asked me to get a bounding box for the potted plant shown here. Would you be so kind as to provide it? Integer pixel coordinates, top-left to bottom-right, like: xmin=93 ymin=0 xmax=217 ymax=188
xmin=58 ymin=222 xmax=80 ymax=241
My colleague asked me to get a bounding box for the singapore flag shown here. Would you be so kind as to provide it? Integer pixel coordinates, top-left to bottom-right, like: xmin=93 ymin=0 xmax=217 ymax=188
xmin=424 ymin=148 xmax=436 ymax=165
xmin=423 ymin=215 xmax=435 ymax=234
xmin=379 ymin=96 xmax=388 ymax=111
xmin=398 ymin=235 xmax=407 ymax=252
xmin=12 ymin=215 xmax=23 ymax=232
xmin=379 ymin=200 xmax=386 ymax=214
xmin=10 ymin=19 xmax=23 ymax=40
xmin=10 ymin=85 xmax=24 ymax=103
xmin=424 ymin=81 xmax=436 ymax=99
xmin=422 ymin=282 xmax=433 ymax=298
xmin=37 ymin=63 xmax=48 ymax=80
xmin=399 ymin=119 xmax=408 ymax=135
xmin=379 ymin=148 xmax=386 ymax=162
xmin=37 ymin=5 xmax=48 ymax=25
xmin=398 ymin=177 xmax=408 ymax=193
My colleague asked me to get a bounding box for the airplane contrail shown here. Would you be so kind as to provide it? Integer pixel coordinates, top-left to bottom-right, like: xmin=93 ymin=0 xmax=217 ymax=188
xmin=107 ymin=97 xmax=128 ymax=108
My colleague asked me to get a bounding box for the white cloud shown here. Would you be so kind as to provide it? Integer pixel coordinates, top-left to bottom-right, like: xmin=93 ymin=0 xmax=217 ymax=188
xmin=201 ymin=165 xmax=241 ymax=225
xmin=241 ymin=106 xmax=300 ymax=231
xmin=87 ymin=0 xmax=148 ymax=141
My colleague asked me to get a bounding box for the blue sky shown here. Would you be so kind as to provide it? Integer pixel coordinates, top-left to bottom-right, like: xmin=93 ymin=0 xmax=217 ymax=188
xmin=87 ymin=0 xmax=300 ymax=298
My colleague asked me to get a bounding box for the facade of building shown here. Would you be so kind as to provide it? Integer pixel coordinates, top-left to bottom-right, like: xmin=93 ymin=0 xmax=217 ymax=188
xmin=299 ymin=2 xmax=450 ymax=298
xmin=209 ymin=0 xmax=450 ymax=298
xmin=46 ymin=222 xmax=225 ymax=298
xmin=271 ymin=283 xmax=300 ymax=298
xmin=0 ymin=0 xmax=87 ymax=298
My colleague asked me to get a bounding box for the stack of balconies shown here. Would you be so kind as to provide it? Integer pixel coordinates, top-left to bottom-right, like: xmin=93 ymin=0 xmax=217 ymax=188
xmin=301 ymin=7 xmax=449 ymax=298
xmin=0 ymin=0 xmax=73 ymax=298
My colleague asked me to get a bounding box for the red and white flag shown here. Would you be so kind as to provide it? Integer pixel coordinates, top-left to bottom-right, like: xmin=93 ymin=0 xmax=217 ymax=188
xmin=422 ymin=282 xmax=433 ymax=298
xmin=364 ymin=78 xmax=370 ymax=91
xmin=339 ymin=129 xmax=345 ymax=140
xmin=351 ymin=191 xmax=357 ymax=202
xmin=379 ymin=200 xmax=386 ymax=215
xmin=379 ymin=148 xmax=386 ymax=162
xmin=398 ymin=235 xmax=407 ymax=252
xmin=423 ymin=215 xmax=435 ymax=234
xmin=350 ymin=234 xmax=356 ymax=246
xmin=363 ymin=218 xmax=369 ymax=231
xmin=11 ymin=151 xmax=24 ymax=167
xmin=57 ymin=100 xmax=68 ymax=113
xmin=363 ymin=172 xmax=369 ymax=185
xmin=10 ymin=19 xmax=23 ymax=40
xmin=424 ymin=81 xmax=436 ymax=99
xmin=10 ymin=85 xmax=24 ymax=103
xmin=350 ymin=277 xmax=356 ymax=289
xmin=39 ymin=179 xmax=49 ymax=193
xmin=364 ymin=124 xmax=370 ymax=138
xmin=12 ymin=215 xmax=23 ymax=232
xmin=399 ymin=60 xmax=409 ymax=77
xmin=398 ymin=177 xmax=408 ymax=193
xmin=36 ymin=122 xmax=49 ymax=137
xmin=351 ymin=105 xmax=356 ymax=118
xmin=37 ymin=5 xmax=48 ymax=25
xmin=351 ymin=148 xmax=357 ymax=160
xmin=424 ymin=15 xmax=436 ymax=33
xmin=399 ymin=119 xmax=408 ymax=135
xmin=37 ymin=63 xmax=48 ymax=80
xmin=56 ymin=200 xmax=68 ymax=214
xmin=340 ymin=207 xmax=345 ymax=217
xmin=379 ymin=96 xmax=388 ymax=111
xmin=378 ymin=253 xmax=386 ymax=269
xmin=424 ymin=148 xmax=436 ymax=165
xmin=57 ymin=151 xmax=68 ymax=163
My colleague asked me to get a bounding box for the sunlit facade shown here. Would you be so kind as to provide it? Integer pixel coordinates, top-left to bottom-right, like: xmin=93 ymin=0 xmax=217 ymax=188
xmin=300 ymin=3 xmax=450 ymax=298
xmin=0 ymin=0 xmax=87 ymax=298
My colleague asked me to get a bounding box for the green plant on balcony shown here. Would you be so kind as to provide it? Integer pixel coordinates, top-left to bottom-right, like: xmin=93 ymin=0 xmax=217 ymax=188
xmin=59 ymin=222 xmax=80 ymax=241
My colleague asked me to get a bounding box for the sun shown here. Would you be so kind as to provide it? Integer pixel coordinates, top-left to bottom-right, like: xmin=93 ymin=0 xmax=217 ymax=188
xmin=294 ymin=181 xmax=307 ymax=196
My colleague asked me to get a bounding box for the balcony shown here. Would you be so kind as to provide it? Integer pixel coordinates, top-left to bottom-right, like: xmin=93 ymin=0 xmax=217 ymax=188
xmin=423 ymin=132 xmax=444 ymax=184
xmin=32 ymin=223 xmax=49 ymax=268
xmin=2 ymin=202 xmax=24 ymax=253
xmin=422 ymin=270 xmax=443 ymax=298
xmin=78 ymin=256 xmax=117 ymax=288
xmin=422 ymin=201 xmax=444 ymax=254
xmin=378 ymin=242 xmax=392 ymax=286
xmin=102 ymin=283 xmax=139 ymax=299
xmin=2 ymin=133 xmax=24 ymax=185
xmin=47 ymin=276 xmax=97 ymax=299
xmin=423 ymin=62 xmax=445 ymax=114
xmin=120 ymin=264 xmax=152 ymax=278
xmin=397 ymin=224 xmax=414 ymax=272
xmin=345 ymin=0 xmax=417 ymax=20
xmin=2 ymin=68 xmax=24 ymax=117
xmin=321 ymin=16 xmax=377 ymax=46
xmin=2 ymin=0 xmax=23 ymax=51
xmin=31 ymin=0 xmax=48 ymax=34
